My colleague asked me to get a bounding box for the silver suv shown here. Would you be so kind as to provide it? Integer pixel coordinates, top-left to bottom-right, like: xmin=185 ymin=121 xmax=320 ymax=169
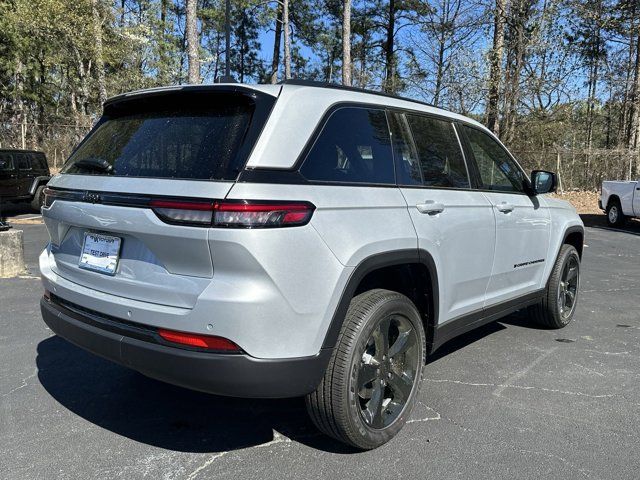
xmin=39 ymin=81 xmax=584 ymax=449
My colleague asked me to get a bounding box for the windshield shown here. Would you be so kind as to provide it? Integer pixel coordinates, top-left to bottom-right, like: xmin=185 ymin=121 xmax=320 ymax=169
xmin=62 ymin=92 xmax=265 ymax=180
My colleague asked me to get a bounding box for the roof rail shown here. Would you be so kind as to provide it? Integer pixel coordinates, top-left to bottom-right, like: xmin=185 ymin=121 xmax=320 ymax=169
xmin=278 ymin=79 xmax=435 ymax=109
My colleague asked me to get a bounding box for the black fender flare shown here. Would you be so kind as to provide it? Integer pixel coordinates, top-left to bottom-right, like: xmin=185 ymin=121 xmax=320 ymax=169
xmin=320 ymin=249 xmax=439 ymax=349
xmin=561 ymin=225 xmax=585 ymax=258
xmin=29 ymin=176 xmax=51 ymax=196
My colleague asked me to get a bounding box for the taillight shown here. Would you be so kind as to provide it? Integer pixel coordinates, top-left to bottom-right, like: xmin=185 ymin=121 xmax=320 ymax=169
xmin=214 ymin=200 xmax=315 ymax=228
xmin=149 ymin=199 xmax=215 ymax=226
xmin=149 ymin=199 xmax=315 ymax=228
xmin=43 ymin=187 xmax=82 ymax=207
xmin=158 ymin=328 xmax=241 ymax=352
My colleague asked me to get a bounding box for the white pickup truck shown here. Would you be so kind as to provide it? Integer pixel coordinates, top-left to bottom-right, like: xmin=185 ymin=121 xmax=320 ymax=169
xmin=599 ymin=180 xmax=640 ymax=226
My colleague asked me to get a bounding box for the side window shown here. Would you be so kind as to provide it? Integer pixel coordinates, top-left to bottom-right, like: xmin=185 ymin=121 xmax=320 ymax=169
xmin=403 ymin=114 xmax=470 ymax=189
xmin=0 ymin=154 xmax=14 ymax=171
xmin=389 ymin=112 xmax=422 ymax=185
xmin=463 ymin=126 xmax=527 ymax=192
xmin=300 ymin=107 xmax=395 ymax=184
xmin=17 ymin=154 xmax=31 ymax=170
xmin=34 ymin=154 xmax=47 ymax=170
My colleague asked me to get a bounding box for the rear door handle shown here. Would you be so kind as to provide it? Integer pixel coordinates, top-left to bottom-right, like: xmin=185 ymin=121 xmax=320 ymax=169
xmin=496 ymin=202 xmax=514 ymax=213
xmin=416 ymin=200 xmax=445 ymax=215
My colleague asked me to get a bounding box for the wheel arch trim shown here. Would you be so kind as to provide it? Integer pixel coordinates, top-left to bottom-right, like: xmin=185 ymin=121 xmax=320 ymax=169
xmin=321 ymin=249 xmax=439 ymax=349
xmin=29 ymin=176 xmax=51 ymax=195
xmin=561 ymin=225 xmax=585 ymax=258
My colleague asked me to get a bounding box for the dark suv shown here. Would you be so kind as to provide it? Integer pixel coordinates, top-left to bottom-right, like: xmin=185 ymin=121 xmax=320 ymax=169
xmin=0 ymin=149 xmax=50 ymax=210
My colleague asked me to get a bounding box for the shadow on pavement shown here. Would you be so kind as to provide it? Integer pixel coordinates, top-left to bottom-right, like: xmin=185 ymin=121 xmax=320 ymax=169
xmin=36 ymin=336 xmax=356 ymax=454
xmin=37 ymin=310 xmax=521 ymax=453
xmin=580 ymin=213 xmax=640 ymax=236
xmin=0 ymin=201 xmax=38 ymax=218
xmin=428 ymin=320 xmax=506 ymax=364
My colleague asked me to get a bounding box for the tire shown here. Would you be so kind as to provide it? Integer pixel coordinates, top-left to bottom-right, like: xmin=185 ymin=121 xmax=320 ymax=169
xmin=528 ymin=244 xmax=580 ymax=329
xmin=30 ymin=185 xmax=46 ymax=211
xmin=305 ymin=289 xmax=426 ymax=450
xmin=606 ymin=198 xmax=625 ymax=227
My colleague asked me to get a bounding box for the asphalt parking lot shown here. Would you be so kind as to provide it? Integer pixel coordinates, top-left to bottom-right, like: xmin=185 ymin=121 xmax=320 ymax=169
xmin=1 ymin=206 xmax=639 ymax=480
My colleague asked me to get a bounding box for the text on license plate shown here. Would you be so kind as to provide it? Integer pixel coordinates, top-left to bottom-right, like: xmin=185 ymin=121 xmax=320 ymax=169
xmin=79 ymin=232 xmax=122 ymax=275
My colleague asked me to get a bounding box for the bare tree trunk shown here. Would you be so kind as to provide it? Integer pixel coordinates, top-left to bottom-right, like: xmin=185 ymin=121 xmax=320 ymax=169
xmin=92 ymin=0 xmax=107 ymax=105
xmin=433 ymin=30 xmax=446 ymax=106
xmin=270 ymin=3 xmax=283 ymax=84
xmin=620 ymin=2 xmax=636 ymax=147
xmin=342 ymin=0 xmax=352 ymax=86
xmin=186 ymin=0 xmax=200 ymax=84
xmin=383 ymin=0 xmax=396 ymax=93
xmin=586 ymin=0 xmax=603 ymax=152
xmin=628 ymin=27 xmax=640 ymax=151
xmin=283 ymin=0 xmax=291 ymax=79
xmin=502 ymin=0 xmax=529 ymax=146
xmin=486 ymin=0 xmax=507 ymax=135
xmin=159 ymin=0 xmax=169 ymax=84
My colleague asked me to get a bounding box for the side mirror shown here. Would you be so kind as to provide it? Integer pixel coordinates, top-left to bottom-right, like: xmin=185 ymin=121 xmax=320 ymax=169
xmin=531 ymin=170 xmax=556 ymax=195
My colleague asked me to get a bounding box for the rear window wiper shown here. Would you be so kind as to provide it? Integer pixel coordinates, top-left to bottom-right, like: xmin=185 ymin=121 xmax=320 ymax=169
xmin=74 ymin=157 xmax=113 ymax=173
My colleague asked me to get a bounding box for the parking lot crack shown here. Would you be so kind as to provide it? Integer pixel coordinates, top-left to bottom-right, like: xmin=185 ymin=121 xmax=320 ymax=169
xmin=184 ymin=431 xmax=298 ymax=480
xmin=1 ymin=367 xmax=37 ymax=397
xmin=493 ymin=347 xmax=558 ymax=397
xmin=425 ymin=378 xmax=615 ymax=399
xmin=518 ymin=449 xmax=593 ymax=478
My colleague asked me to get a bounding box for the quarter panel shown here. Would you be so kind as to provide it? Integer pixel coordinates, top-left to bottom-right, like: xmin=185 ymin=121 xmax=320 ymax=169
xmin=226 ymin=183 xmax=418 ymax=267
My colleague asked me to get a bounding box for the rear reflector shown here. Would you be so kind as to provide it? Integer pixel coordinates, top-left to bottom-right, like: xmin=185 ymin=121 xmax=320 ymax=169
xmin=158 ymin=328 xmax=240 ymax=351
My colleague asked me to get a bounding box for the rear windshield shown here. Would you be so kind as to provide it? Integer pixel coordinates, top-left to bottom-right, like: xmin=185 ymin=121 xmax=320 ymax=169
xmin=62 ymin=92 xmax=268 ymax=180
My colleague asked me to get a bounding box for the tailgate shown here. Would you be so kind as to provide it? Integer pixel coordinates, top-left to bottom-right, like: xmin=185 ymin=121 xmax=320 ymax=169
xmin=42 ymin=178 xmax=233 ymax=309
xmin=40 ymin=86 xmax=276 ymax=308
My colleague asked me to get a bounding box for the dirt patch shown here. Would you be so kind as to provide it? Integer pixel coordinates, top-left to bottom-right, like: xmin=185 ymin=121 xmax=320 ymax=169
xmin=549 ymin=191 xmax=601 ymax=214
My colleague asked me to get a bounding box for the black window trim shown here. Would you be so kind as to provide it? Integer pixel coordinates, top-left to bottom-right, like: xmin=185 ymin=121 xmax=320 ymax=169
xmin=239 ymin=100 xmax=534 ymax=195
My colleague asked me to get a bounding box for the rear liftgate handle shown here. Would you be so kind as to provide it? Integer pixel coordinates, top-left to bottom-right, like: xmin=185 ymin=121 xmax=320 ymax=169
xmin=416 ymin=200 xmax=445 ymax=215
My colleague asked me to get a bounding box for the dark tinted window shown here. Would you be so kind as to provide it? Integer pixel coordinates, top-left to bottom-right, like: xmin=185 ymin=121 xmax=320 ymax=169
xmin=300 ymin=107 xmax=395 ymax=184
xmin=62 ymin=96 xmax=257 ymax=180
xmin=17 ymin=154 xmax=31 ymax=170
xmin=0 ymin=154 xmax=14 ymax=171
xmin=407 ymin=115 xmax=469 ymax=188
xmin=33 ymin=154 xmax=47 ymax=170
xmin=389 ymin=113 xmax=422 ymax=185
xmin=463 ymin=126 xmax=527 ymax=192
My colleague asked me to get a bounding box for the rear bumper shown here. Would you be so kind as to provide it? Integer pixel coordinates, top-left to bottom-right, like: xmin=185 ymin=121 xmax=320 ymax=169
xmin=40 ymin=296 xmax=331 ymax=398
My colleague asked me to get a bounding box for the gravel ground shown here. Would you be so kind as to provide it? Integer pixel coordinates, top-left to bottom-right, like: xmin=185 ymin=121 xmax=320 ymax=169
xmin=1 ymin=212 xmax=639 ymax=480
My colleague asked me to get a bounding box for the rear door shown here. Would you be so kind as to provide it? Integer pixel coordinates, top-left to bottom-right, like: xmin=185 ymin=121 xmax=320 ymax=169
xmin=0 ymin=152 xmax=17 ymax=198
xmin=460 ymin=125 xmax=551 ymax=306
xmin=42 ymin=88 xmax=274 ymax=308
xmin=15 ymin=153 xmax=33 ymax=196
xmin=391 ymin=112 xmax=496 ymax=323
